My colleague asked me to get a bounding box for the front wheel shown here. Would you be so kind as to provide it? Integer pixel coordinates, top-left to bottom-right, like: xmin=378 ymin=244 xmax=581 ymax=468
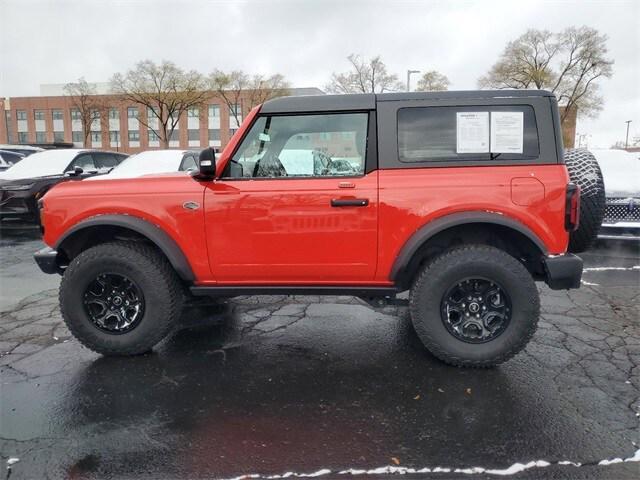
xmin=59 ymin=241 xmax=183 ymax=356
xmin=409 ymin=245 xmax=539 ymax=367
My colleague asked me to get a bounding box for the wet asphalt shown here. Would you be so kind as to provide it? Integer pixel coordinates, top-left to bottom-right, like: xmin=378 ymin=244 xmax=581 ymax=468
xmin=0 ymin=227 xmax=639 ymax=479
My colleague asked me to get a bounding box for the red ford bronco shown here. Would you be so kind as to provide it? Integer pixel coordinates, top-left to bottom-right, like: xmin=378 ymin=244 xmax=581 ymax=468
xmin=35 ymin=91 xmax=599 ymax=367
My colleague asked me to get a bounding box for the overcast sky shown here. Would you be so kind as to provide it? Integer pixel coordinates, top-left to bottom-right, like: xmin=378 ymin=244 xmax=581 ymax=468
xmin=1 ymin=0 xmax=638 ymax=147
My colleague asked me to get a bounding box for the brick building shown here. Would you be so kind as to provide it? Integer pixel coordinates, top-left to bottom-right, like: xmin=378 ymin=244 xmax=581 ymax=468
xmin=1 ymin=88 xmax=578 ymax=152
xmin=0 ymin=87 xmax=323 ymax=154
xmin=559 ymin=107 xmax=578 ymax=149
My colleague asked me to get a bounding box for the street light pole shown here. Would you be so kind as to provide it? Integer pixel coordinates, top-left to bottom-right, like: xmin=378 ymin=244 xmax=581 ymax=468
xmin=625 ymin=120 xmax=632 ymax=149
xmin=407 ymin=70 xmax=420 ymax=91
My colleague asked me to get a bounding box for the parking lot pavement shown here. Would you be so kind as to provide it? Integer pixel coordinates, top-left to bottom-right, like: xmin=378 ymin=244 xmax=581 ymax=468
xmin=0 ymin=231 xmax=638 ymax=480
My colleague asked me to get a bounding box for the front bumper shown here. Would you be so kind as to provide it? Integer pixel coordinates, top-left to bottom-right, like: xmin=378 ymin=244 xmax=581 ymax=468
xmin=543 ymin=254 xmax=583 ymax=290
xmin=0 ymin=191 xmax=38 ymax=223
xmin=34 ymin=247 xmax=62 ymax=274
xmin=598 ymin=222 xmax=640 ymax=241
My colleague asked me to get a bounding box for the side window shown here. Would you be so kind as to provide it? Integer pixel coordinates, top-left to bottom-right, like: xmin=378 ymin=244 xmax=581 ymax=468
xmin=67 ymin=154 xmax=96 ymax=172
xmin=180 ymin=154 xmax=198 ymax=171
xmin=94 ymin=152 xmax=119 ymax=170
xmin=397 ymin=105 xmax=539 ymax=163
xmin=225 ymin=113 xmax=368 ymax=178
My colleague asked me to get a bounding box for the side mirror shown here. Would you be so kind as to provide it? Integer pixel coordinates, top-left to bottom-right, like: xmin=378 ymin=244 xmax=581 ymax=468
xmin=66 ymin=166 xmax=84 ymax=177
xmin=198 ymin=147 xmax=216 ymax=178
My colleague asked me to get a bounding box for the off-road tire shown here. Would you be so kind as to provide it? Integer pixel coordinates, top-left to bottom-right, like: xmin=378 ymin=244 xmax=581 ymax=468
xmin=60 ymin=241 xmax=183 ymax=355
xmin=409 ymin=245 xmax=539 ymax=368
xmin=564 ymin=148 xmax=606 ymax=253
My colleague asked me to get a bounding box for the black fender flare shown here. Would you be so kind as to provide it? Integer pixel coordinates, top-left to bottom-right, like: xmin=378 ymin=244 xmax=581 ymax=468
xmin=55 ymin=214 xmax=195 ymax=282
xmin=389 ymin=211 xmax=548 ymax=284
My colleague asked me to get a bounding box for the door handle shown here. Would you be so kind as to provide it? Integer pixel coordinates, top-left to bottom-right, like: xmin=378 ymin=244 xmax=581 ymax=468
xmin=331 ymin=198 xmax=369 ymax=207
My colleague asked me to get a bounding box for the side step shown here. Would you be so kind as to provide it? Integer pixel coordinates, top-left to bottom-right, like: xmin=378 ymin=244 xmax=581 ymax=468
xmin=190 ymin=285 xmax=399 ymax=298
xmin=357 ymin=296 xmax=409 ymax=308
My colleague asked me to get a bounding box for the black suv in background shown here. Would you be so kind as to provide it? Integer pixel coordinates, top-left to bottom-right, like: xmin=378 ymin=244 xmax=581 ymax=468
xmin=0 ymin=149 xmax=128 ymax=226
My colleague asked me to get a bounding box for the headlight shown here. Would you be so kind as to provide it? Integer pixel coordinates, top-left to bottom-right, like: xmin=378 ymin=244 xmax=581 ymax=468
xmin=1 ymin=183 xmax=34 ymax=191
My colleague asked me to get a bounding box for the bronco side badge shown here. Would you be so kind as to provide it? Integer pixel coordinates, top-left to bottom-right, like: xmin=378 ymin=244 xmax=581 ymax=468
xmin=182 ymin=201 xmax=200 ymax=210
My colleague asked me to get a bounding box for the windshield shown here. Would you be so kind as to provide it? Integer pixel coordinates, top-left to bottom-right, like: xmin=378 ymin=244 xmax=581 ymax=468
xmin=98 ymin=150 xmax=188 ymax=179
xmin=0 ymin=150 xmax=80 ymax=180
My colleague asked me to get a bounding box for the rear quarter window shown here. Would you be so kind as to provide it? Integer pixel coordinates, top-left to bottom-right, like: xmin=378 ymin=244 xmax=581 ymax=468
xmin=397 ymin=105 xmax=539 ymax=163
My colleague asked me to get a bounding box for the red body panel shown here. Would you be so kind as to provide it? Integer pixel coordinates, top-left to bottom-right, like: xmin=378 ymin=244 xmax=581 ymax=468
xmin=375 ymin=165 xmax=570 ymax=282
xmin=41 ymin=104 xmax=570 ymax=287
xmin=201 ymin=172 xmax=378 ymax=284
xmin=42 ymin=175 xmax=212 ymax=280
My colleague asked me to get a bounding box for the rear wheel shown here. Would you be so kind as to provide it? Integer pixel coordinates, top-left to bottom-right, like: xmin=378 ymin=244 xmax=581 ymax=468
xmin=60 ymin=241 xmax=183 ymax=355
xmin=409 ymin=245 xmax=539 ymax=367
xmin=564 ymin=148 xmax=606 ymax=253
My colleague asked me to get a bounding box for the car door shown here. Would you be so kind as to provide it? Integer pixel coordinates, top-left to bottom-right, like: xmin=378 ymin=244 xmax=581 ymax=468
xmin=204 ymin=111 xmax=378 ymax=283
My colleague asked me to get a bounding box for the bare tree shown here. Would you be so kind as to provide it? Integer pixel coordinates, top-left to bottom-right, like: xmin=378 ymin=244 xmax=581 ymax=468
xmin=326 ymin=54 xmax=403 ymax=94
xmin=64 ymin=78 xmax=108 ymax=147
xmin=111 ymin=60 xmax=209 ymax=148
xmin=415 ymin=71 xmax=451 ymax=91
xmin=209 ymin=70 xmax=290 ymax=128
xmin=479 ymin=27 xmax=613 ymax=124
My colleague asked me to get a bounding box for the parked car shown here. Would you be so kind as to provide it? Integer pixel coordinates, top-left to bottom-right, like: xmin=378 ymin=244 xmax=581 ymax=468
xmin=36 ymin=90 xmax=592 ymax=367
xmin=0 ymin=150 xmax=25 ymax=171
xmin=0 ymin=149 xmax=127 ymax=225
xmin=591 ymin=148 xmax=640 ymax=240
xmin=85 ymin=149 xmax=199 ymax=180
xmin=0 ymin=144 xmax=44 ymax=156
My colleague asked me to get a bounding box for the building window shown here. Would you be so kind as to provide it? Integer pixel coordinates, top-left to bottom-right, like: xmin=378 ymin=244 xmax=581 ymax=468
xmin=109 ymin=108 xmax=119 ymax=119
xmin=91 ymin=131 xmax=102 ymax=142
xmin=109 ymin=131 xmax=120 ymax=143
xmin=17 ymin=110 xmax=27 ymax=121
xmin=128 ymin=107 xmax=139 ymax=118
xmin=36 ymin=132 xmax=46 ymax=143
xmin=128 ymin=131 xmax=140 ymax=141
xmin=148 ymin=130 xmax=160 ymax=142
xmin=208 ymin=129 xmax=220 ymax=141
xmin=52 ymin=109 xmax=64 ymax=120
xmin=18 ymin=132 xmax=28 ymax=143
xmin=188 ymin=107 xmax=199 ymax=118
xmin=34 ymin=110 xmax=46 ymax=121
xmin=169 ymin=130 xmax=179 ymax=142
xmin=91 ymin=109 xmax=101 ymax=120
xmin=53 ymin=131 xmax=65 ymax=142
xmin=72 ymin=131 xmax=83 ymax=143
xmin=4 ymin=111 xmax=13 ymax=143
xmin=208 ymin=105 xmax=220 ymax=117
xmin=71 ymin=109 xmax=81 ymax=121
xmin=188 ymin=129 xmax=200 ymax=141
xmin=229 ymin=104 xmax=241 ymax=117
xmin=229 ymin=128 xmax=238 ymax=137
xmin=147 ymin=107 xmax=157 ymax=120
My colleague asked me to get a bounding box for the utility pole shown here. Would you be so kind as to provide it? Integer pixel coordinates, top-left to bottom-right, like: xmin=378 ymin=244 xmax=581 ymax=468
xmin=625 ymin=120 xmax=632 ymax=149
xmin=407 ymin=70 xmax=420 ymax=91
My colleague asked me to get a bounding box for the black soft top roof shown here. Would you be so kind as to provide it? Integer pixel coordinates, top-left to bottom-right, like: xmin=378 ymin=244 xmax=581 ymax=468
xmin=260 ymin=90 xmax=553 ymax=113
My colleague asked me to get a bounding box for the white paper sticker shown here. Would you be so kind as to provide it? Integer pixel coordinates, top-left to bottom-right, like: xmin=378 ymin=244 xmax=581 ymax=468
xmin=258 ymin=132 xmax=271 ymax=142
xmin=456 ymin=112 xmax=490 ymax=153
xmin=491 ymin=111 xmax=524 ymax=154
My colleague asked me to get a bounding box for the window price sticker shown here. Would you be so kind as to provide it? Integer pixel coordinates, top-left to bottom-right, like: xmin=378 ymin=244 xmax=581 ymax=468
xmin=491 ymin=111 xmax=524 ymax=154
xmin=456 ymin=112 xmax=489 ymax=153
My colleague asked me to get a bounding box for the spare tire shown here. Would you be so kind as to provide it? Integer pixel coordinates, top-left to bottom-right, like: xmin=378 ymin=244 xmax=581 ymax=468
xmin=564 ymin=149 xmax=606 ymax=253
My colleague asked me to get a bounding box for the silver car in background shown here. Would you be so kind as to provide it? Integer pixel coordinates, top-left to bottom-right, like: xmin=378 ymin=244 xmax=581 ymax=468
xmin=592 ymin=148 xmax=640 ymax=240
